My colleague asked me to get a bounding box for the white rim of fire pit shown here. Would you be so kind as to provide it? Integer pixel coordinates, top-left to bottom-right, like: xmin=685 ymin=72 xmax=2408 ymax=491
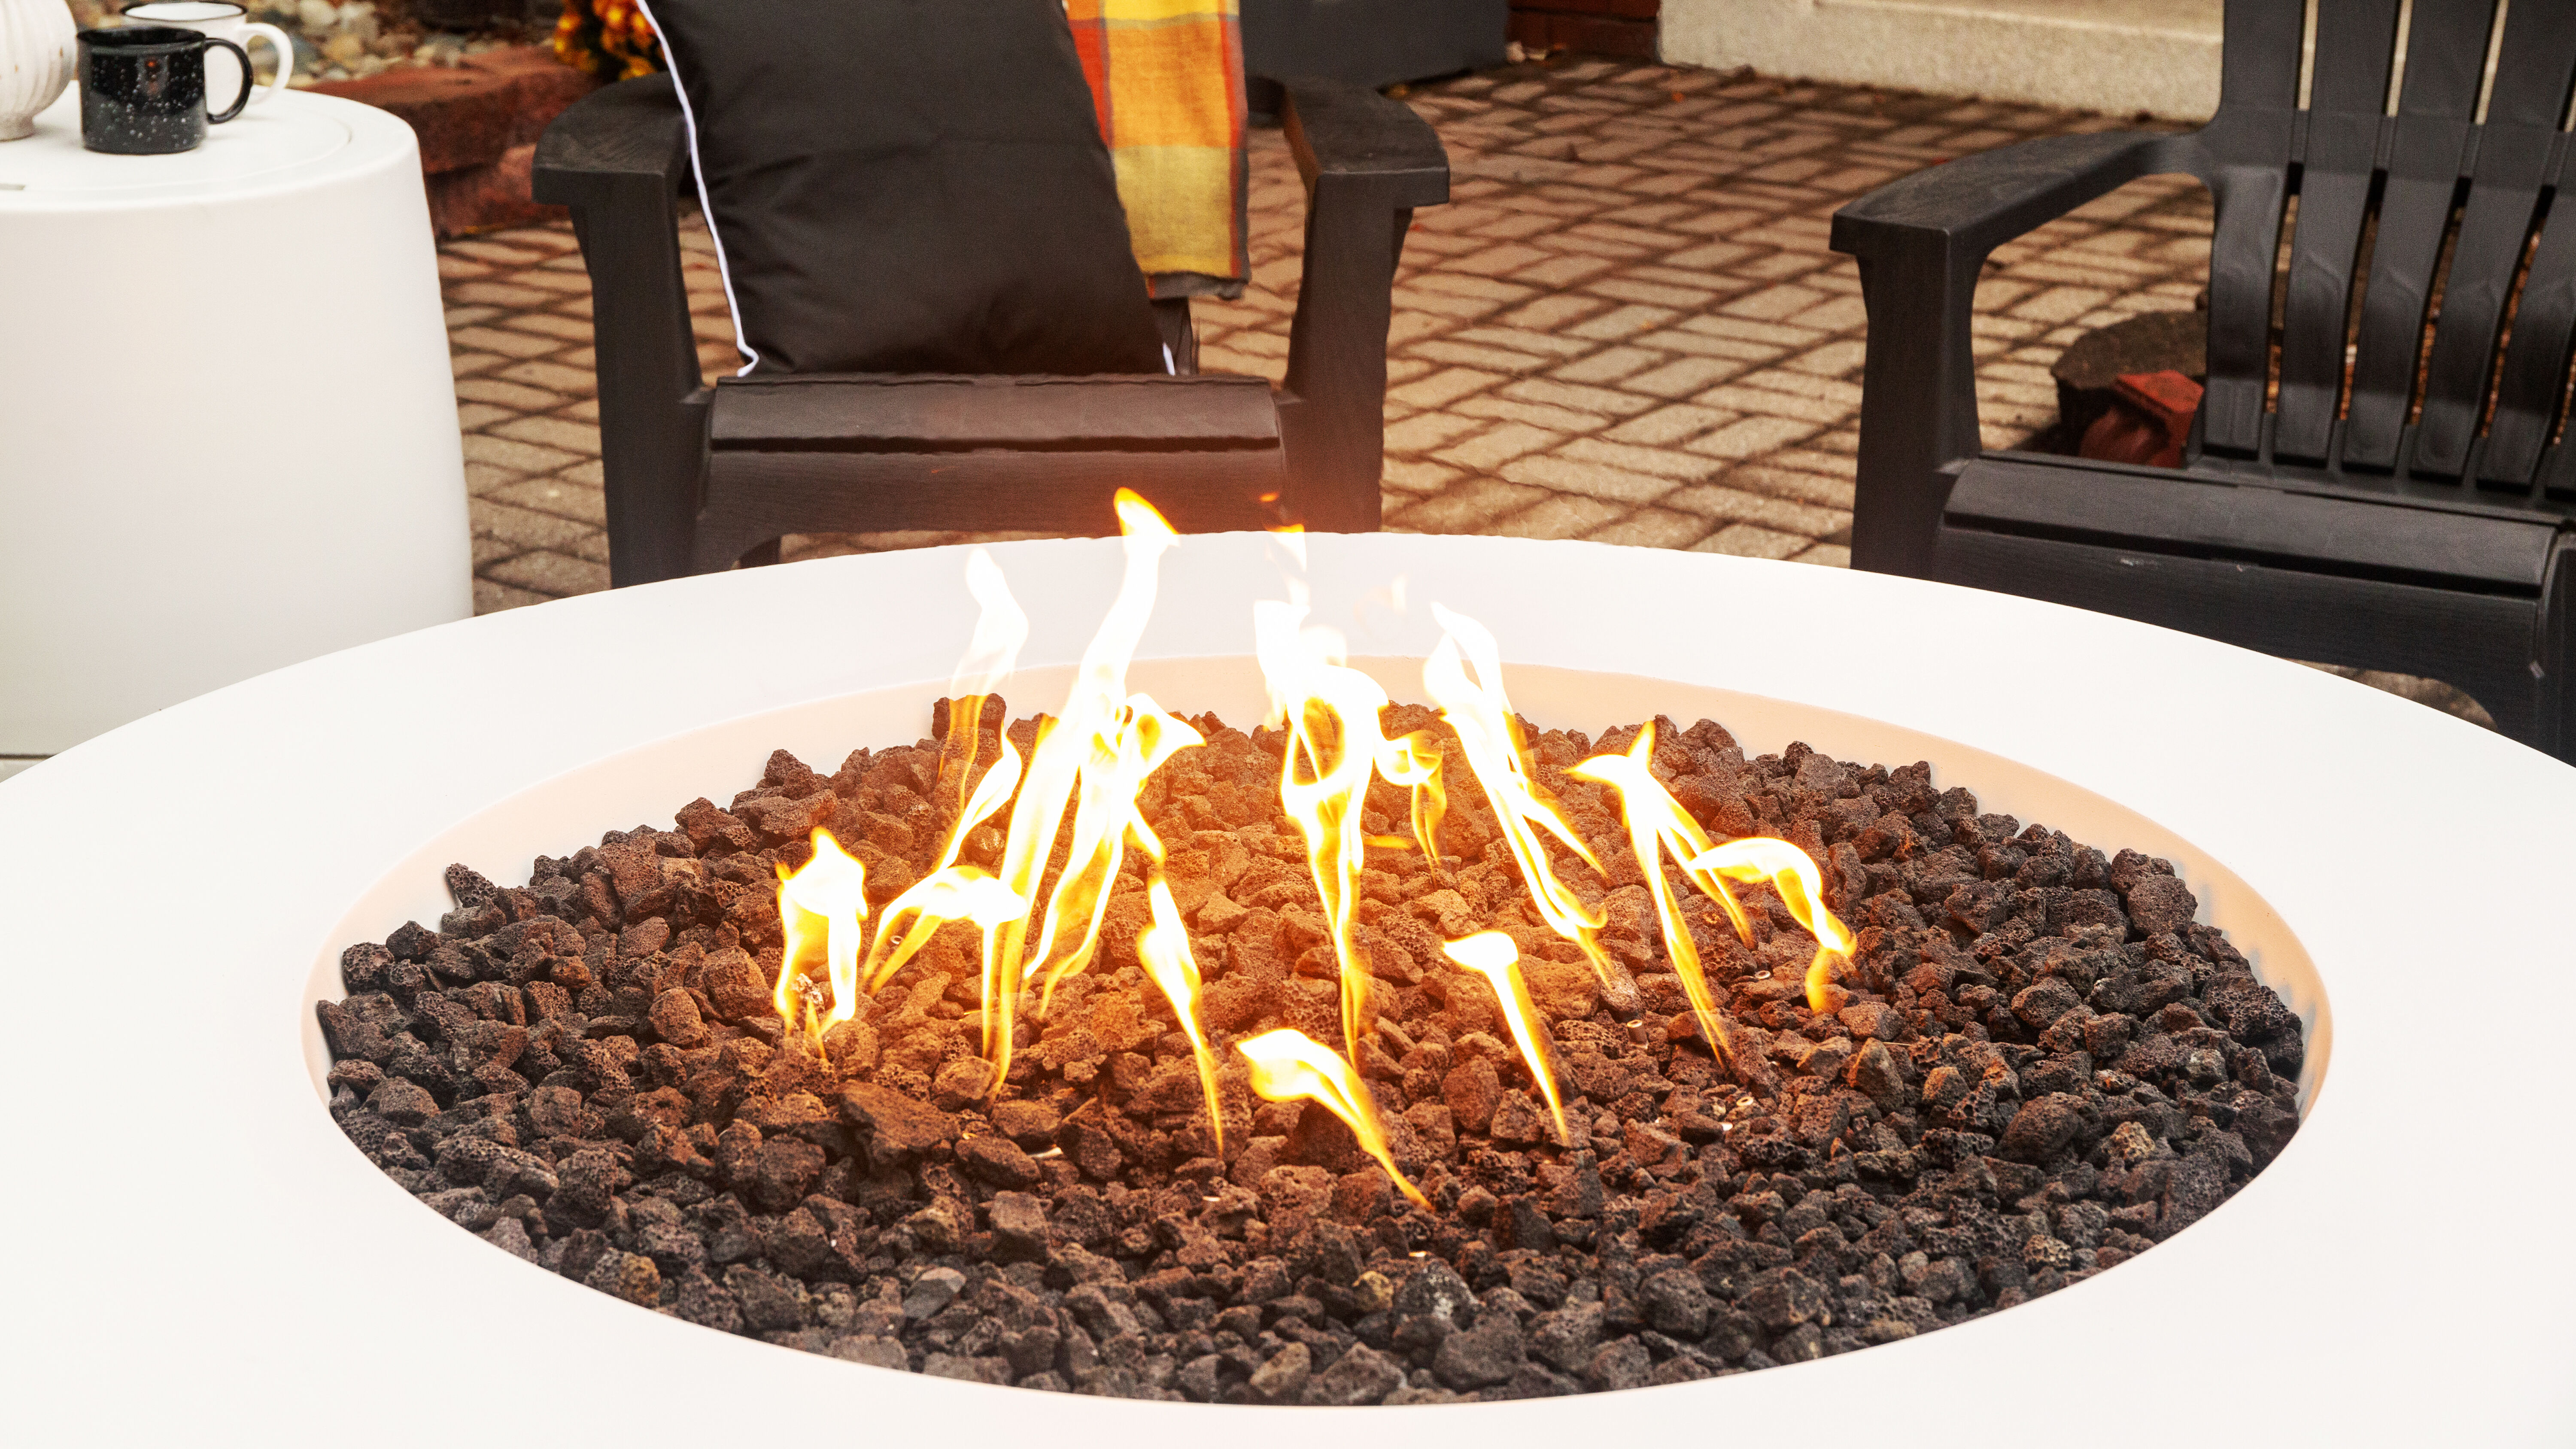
xmin=0 ymin=533 xmax=2568 ymax=1444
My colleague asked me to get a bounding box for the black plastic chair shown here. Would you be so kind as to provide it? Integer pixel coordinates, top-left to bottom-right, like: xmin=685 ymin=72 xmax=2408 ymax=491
xmin=532 ymin=59 xmax=1444 ymax=585
xmin=1830 ymin=0 xmax=2576 ymax=760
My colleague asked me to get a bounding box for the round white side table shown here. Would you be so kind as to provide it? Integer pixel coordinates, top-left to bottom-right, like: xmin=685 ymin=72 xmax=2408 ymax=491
xmin=0 ymin=86 xmax=469 ymax=755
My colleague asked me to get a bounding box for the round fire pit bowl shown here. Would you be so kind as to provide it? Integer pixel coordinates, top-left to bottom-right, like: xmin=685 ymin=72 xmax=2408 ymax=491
xmin=3 ymin=534 xmax=2569 ymax=1443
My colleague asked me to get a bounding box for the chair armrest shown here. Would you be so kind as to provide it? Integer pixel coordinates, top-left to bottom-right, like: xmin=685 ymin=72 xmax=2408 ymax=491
xmin=1830 ymin=129 xmax=2181 ymax=264
xmin=1827 ymin=130 xmax=2186 ymax=578
xmin=532 ymin=74 xmax=710 ymax=588
xmin=532 ymin=72 xmax=691 ymax=207
xmin=1272 ymin=76 xmax=1449 ymax=532
xmin=1278 ymin=75 xmax=1449 ymax=210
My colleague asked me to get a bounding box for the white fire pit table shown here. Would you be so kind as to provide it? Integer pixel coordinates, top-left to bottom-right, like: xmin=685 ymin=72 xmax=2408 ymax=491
xmin=0 ymin=86 xmax=469 ymax=758
xmin=0 ymin=535 xmax=2568 ymax=1443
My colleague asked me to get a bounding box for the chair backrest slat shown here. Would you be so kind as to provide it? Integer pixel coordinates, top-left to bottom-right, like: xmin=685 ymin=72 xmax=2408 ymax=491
xmin=2342 ymin=0 xmax=2497 ymax=467
xmin=2479 ymin=142 xmax=2576 ymax=486
xmin=2411 ymin=2 xmax=2576 ymax=477
xmin=2221 ymin=0 xmax=2306 ymax=109
xmin=2200 ymin=0 xmax=2309 ymax=454
xmin=2275 ymin=0 xmax=2406 ymax=461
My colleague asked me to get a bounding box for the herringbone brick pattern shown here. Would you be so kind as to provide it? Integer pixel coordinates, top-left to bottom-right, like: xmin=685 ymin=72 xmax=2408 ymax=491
xmin=435 ymin=57 xmax=2213 ymax=612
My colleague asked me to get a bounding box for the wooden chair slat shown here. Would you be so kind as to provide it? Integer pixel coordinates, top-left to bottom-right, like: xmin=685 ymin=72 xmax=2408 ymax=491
xmin=2483 ymin=0 xmax=2576 ymax=131
xmin=2202 ymin=163 xmax=2293 ymax=453
xmin=2390 ymin=0 xmax=2502 ymax=120
xmin=2219 ymin=0 xmax=2306 ymax=111
xmin=2415 ymin=3 xmax=2576 ymax=476
xmin=2343 ymin=158 xmax=2470 ymax=468
xmin=2474 ymin=145 xmax=2576 ymax=489
xmin=2196 ymin=1 xmax=2311 ymax=454
xmin=2308 ymin=0 xmax=2404 ymax=118
xmin=2415 ymin=167 xmax=2558 ymax=474
xmin=2331 ymin=2 xmax=2501 ymax=466
xmin=2275 ymin=121 xmax=2381 ymax=460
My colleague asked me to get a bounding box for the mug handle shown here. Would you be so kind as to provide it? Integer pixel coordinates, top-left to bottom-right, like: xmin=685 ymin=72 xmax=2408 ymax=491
xmin=207 ymin=37 xmax=254 ymax=125
xmin=240 ymin=22 xmax=296 ymax=106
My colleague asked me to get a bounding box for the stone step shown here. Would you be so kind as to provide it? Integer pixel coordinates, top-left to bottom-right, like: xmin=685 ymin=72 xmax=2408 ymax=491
xmin=1660 ymin=0 xmax=2223 ymax=121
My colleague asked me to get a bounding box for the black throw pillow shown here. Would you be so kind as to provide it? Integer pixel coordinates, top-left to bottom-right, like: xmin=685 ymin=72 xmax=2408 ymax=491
xmin=643 ymin=0 xmax=1166 ymax=377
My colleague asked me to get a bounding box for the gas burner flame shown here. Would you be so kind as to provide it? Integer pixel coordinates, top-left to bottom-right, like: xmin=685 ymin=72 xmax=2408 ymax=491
xmin=1687 ymin=836 xmax=1856 ymax=1014
xmin=1422 ymin=604 xmax=1637 ymax=1014
xmin=1255 ymin=600 xmax=1446 ymax=1062
xmin=1236 ymin=1027 xmax=1428 ymax=1209
xmin=772 ymin=829 xmax=869 ymax=1032
xmin=764 ymin=520 xmax=1858 ymax=1212
xmin=1136 ymin=873 xmax=1224 ymax=1153
xmin=1440 ymin=931 xmax=1567 ymax=1144
xmin=1568 ymin=721 xmax=1743 ymax=1069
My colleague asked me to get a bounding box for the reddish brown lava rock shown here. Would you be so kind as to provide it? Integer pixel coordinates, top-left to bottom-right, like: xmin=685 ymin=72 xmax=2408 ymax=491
xmin=319 ymin=700 xmax=2302 ymax=1403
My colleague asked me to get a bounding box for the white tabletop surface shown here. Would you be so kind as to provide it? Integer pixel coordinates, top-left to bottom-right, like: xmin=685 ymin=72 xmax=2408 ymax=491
xmin=0 ymin=535 xmax=2568 ymax=1443
xmin=0 ymin=85 xmax=398 ymax=207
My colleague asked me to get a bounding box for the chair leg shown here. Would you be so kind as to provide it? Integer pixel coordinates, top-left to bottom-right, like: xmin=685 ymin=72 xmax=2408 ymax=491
xmin=1151 ymin=298 xmax=1198 ymax=375
xmin=2545 ymin=538 xmax=2576 ymax=764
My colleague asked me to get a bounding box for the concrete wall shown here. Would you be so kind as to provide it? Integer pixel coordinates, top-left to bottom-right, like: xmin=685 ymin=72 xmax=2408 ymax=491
xmin=1660 ymin=0 xmax=2223 ymax=121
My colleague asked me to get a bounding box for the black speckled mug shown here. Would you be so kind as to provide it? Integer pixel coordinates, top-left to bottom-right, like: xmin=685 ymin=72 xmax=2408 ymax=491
xmin=77 ymin=26 xmax=253 ymax=155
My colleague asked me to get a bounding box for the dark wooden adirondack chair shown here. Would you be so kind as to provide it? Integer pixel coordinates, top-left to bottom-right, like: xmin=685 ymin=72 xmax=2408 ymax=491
xmin=531 ymin=3 xmax=1446 ymax=586
xmin=1831 ymin=0 xmax=2576 ymax=760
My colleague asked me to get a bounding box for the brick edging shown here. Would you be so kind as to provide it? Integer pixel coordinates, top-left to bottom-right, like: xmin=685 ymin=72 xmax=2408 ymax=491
xmin=310 ymin=46 xmax=603 ymax=239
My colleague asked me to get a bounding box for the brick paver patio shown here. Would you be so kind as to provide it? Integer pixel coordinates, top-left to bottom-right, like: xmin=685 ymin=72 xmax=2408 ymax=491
xmin=440 ymin=56 xmax=2212 ymax=614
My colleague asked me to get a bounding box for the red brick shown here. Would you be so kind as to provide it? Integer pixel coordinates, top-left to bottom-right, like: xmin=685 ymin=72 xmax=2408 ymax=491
xmin=429 ymin=145 xmax=565 ymax=240
xmin=462 ymin=46 xmax=605 ymax=149
xmin=311 ymin=67 xmax=516 ymax=174
xmin=312 ymin=49 xmax=600 ymax=175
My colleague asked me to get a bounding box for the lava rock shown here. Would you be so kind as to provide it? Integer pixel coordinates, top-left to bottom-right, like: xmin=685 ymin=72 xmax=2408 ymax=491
xmin=319 ymin=702 xmax=2297 ymax=1409
xmin=1433 ymin=1314 xmax=1527 ymax=1389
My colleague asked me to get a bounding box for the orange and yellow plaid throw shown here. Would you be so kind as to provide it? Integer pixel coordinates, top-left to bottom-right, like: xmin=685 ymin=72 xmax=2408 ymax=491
xmin=1065 ymin=0 xmax=1251 ymax=298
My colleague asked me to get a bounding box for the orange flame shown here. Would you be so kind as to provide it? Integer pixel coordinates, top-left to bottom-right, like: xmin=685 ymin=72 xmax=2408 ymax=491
xmin=1422 ymin=604 xmax=1634 ymax=1010
xmin=845 ymin=550 xmax=1030 ymax=1025
xmin=931 ymin=548 xmax=1030 ymax=819
xmin=984 ymin=491 xmax=1190 ymax=1084
xmin=1687 ymin=836 xmax=1856 ymax=1013
xmin=1255 ymin=601 xmax=1447 ymax=1060
xmin=858 ymin=736 xmax=1024 ymax=997
xmin=1440 ymin=931 xmax=1567 ymax=1143
xmin=1236 ymin=1028 xmax=1429 ymax=1209
xmin=1136 ymin=873 xmax=1224 ymax=1151
xmin=773 ymin=829 xmax=869 ymax=1033
xmin=1566 ymin=721 xmax=1741 ymax=1069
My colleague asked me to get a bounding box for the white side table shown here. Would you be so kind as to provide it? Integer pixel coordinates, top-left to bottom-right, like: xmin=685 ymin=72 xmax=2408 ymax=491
xmin=0 ymin=87 xmax=469 ymax=755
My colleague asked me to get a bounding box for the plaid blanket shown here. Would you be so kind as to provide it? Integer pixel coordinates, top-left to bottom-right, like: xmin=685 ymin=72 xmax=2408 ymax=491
xmin=1065 ymin=0 xmax=1251 ymax=299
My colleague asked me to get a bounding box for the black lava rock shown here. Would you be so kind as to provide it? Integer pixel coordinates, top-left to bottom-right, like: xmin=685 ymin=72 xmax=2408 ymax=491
xmin=319 ymin=705 xmax=2299 ymax=1405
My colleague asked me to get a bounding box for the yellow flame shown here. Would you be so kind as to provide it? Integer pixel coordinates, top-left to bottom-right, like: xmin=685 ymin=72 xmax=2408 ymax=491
xmin=1421 ymin=603 xmax=1631 ymax=1007
xmin=1136 ymin=873 xmax=1224 ymax=1151
xmin=1566 ymin=722 xmax=1742 ymax=1069
xmin=1027 ymin=695 xmax=1203 ymax=1010
xmin=1236 ymin=1028 xmax=1429 ymax=1209
xmin=981 ymin=490 xmax=1186 ymax=1084
xmin=1440 ymin=931 xmax=1567 ymax=1143
xmin=1255 ymin=601 xmax=1412 ymax=1060
xmin=836 ymin=550 xmax=1030 ymax=1027
xmin=1687 ymin=836 xmax=1857 ymax=1013
xmin=857 ymin=735 xmax=1024 ymax=998
xmin=773 ymin=829 xmax=869 ymax=1033
xmin=1378 ymin=726 xmax=1447 ymax=867
xmin=930 ymin=547 xmax=1032 ymax=823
